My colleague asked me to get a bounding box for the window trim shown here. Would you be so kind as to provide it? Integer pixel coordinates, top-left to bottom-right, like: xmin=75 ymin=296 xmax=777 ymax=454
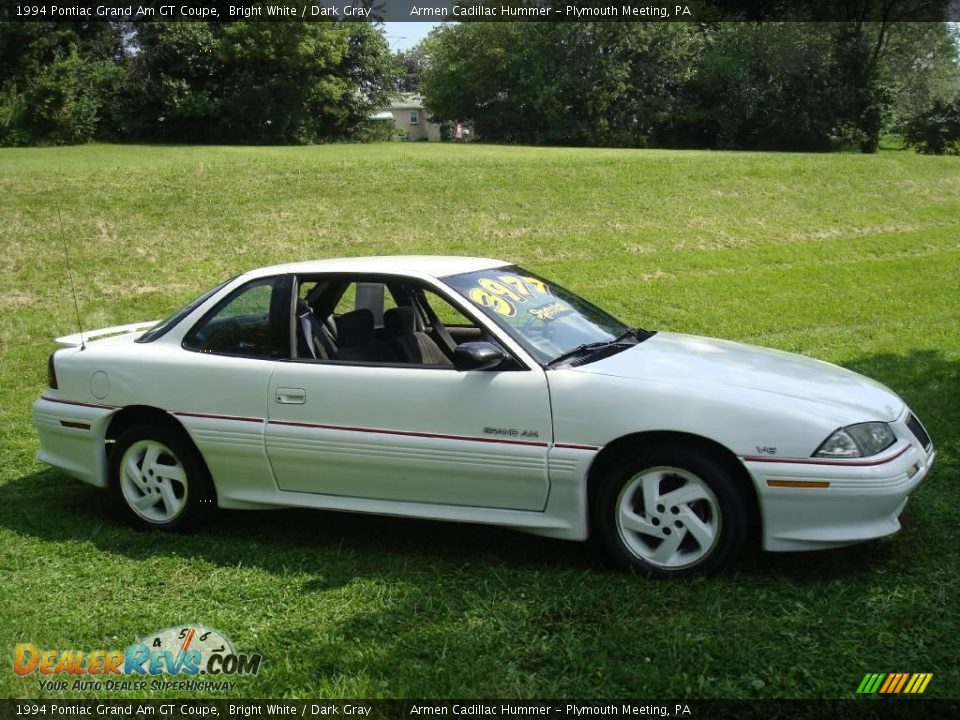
xmin=181 ymin=275 xmax=293 ymax=361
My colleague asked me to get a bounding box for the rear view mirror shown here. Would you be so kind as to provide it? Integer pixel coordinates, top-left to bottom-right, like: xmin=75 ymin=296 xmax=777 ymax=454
xmin=452 ymin=342 xmax=506 ymax=371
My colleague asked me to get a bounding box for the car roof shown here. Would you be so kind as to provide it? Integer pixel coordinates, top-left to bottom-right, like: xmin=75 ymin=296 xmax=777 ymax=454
xmin=241 ymin=256 xmax=510 ymax=281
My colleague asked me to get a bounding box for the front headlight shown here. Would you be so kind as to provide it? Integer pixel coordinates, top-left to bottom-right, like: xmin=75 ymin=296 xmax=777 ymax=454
xmin=814 ymin=422 xmax=896 ymax=458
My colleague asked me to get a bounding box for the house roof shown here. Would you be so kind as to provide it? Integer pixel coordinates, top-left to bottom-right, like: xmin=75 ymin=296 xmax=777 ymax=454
xmin=388 ymin=93 xmax=426 ymax=110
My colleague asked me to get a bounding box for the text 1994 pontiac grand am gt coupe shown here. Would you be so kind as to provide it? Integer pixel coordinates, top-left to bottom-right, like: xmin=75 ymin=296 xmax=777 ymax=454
xmin=33 ymin=256 xmax=935 ymax=578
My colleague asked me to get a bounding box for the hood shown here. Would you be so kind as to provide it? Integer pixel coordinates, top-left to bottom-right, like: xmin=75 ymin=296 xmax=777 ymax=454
xmin=575 ymin=332 xmax=904 ymax=422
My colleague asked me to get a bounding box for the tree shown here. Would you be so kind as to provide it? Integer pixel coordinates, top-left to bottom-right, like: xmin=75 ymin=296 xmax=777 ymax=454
xmin=420 ymin=21 xmax=958 ymax=152
xmin=421 ymin=23 xmax=699 ymax=145
xmin=882 ymin=23 xmax=960 ymax=130
xmin=125 ymin=22 xmax=399 ymax=144
xmin=903 ymin=96 xmax=960 ymax=154
xmin=1 ymin=21 xmax=400 ymax=146
xmin=0 ymin=22 xmax=125 ymax=145
xmin=397 ymin=45 xmax=429 ymax=92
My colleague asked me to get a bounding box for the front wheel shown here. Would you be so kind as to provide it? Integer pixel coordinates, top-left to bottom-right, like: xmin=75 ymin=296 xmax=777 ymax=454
xmin=594 ymin=447 xmax=748 ymax=578
xmin=108 ymin=424 xmax=214 ymax=531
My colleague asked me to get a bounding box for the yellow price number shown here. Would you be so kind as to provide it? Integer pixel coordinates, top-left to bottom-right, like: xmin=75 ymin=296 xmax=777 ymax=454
xmin=467 ymin=275 xmax=551 ymax=317
xmin=469 ymin=287 xmax=516 ymax=316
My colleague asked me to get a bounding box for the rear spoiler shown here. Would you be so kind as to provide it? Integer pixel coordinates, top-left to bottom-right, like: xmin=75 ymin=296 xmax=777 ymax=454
xmin=56 ymin=321 xmax=159 ymax=348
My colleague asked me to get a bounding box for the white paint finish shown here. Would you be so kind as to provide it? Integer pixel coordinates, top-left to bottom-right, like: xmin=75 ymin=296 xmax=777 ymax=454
xmin=32 ymin=255 xmax=935 ymax=557
xmin=243 ymin=256 xmax=507 ymax=283
xmin=32 ymin=397 xmax=112 ymax=486
xmin=89 ymin=370 xmax=110 ymax=399
xmin=577 ymin=332 xmax=905 ymax=425
xmin=265 ymin=363 xmax=552 ymax=510
xmin=754 ymin=450 xmax=934 ymax=551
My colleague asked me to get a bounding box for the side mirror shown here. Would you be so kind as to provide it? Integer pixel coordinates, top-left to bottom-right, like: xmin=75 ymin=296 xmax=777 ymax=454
xmin=452 ymin=342 xmax=506 ymax=371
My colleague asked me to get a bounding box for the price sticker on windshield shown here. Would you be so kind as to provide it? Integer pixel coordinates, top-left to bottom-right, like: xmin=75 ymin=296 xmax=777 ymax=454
xmin=467 ymin=275 xmax=551 ymax=316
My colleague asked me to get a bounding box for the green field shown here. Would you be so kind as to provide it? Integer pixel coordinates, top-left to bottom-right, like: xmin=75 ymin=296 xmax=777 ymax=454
xmin=0 ymin=143 xmax=957 ymax=700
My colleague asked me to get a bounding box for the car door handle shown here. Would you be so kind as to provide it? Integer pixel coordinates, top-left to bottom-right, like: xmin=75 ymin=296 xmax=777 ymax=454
xmin=276 ymin=388 xmax=306 ymax=404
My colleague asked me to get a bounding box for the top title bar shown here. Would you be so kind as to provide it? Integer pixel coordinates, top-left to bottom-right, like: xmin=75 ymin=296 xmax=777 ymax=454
xmin=2 ymin=0 xmax=957 ymax=22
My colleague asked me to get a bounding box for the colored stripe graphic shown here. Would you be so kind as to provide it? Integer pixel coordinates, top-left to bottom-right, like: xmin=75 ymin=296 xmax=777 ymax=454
xmin=879 ymin=674 xmax=896 ymax=694
xmin=912 ymin=674 xmax=933 ymax=694
xmin=857 ymin=673 xmax=932 ymax=694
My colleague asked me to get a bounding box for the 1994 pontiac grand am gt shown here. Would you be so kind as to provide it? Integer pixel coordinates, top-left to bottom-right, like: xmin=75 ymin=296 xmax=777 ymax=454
xmin=34 ymin=256 xmax=935 ymax=577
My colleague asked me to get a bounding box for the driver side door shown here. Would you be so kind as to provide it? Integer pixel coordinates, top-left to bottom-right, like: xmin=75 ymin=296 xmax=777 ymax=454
xmin=264 ymin=277 xmax=552 ymax=510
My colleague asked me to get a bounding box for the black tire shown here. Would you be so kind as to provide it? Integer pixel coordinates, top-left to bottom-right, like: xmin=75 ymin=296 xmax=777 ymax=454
xmin=108 ymin=424 xmax=215 ymax=532
xmin=593 ymin=445 xmax=748 ymax=579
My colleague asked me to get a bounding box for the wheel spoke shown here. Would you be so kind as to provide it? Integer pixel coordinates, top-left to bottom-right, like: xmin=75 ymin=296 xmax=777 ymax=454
xmin=651 ymin=528 xmax=687 ymax=565
xmin=141 ymin=445 xmax=160 ymax=474
xmin=620 ymin=507 xmax=660 ymax=537
xmin=154 ymin=463 xmax=185 ymax=486
xmin=134 ymin=491 xmax=160 ymax=511
xmin=640 ymin=472 xmax=661 ymax=514
xmin=679 ymin=507 xmax=715 ymax=548
xmin=659 ymin=483 xmax=709 ymax=508
xmin=124 ymin=457 xmax=148 ymax=490
xmin=158 ymin=479 xmax=181 ymax=517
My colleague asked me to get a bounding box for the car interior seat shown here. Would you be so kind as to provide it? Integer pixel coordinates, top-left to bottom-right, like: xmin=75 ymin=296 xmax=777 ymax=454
xmin=383 ymin=306 xmax=453 ymax=366
xmin=297 ymin=299 xmax=337 ymax=359
xmin=333 ymin=309 xmax=397 ymax=362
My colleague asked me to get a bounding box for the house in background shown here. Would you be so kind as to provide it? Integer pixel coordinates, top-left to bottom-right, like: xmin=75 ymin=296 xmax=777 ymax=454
xmin=371 ymin=93 xmax=442 ymax=141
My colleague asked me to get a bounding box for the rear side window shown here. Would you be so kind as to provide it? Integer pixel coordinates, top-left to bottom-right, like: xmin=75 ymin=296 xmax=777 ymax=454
xmin=183 ymin=277 xmax=289 ymax=359
xmin=137 ymin=275 xmax=237 ymax=343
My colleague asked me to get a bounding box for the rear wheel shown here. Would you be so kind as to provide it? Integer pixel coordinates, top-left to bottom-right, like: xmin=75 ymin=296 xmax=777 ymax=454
xmin=108 ymin=424 xmax=214 ymax=531
xmin=594 ymin=446 xmax=748 ymax=578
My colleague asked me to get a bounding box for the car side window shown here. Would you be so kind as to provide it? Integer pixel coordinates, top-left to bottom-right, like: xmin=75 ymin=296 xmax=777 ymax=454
xmin=422 ymin=290 xmax=477 ymax=328
xmin=183 ymin=277 xmax=288 ymax=359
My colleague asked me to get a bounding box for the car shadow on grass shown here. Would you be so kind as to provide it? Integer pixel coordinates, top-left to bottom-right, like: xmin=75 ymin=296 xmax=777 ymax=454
xmin=0 ymin=465 xmax=911 ymax=587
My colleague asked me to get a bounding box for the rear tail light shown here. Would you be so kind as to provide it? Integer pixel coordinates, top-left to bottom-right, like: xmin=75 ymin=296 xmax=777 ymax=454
xmin=47 ymin=353 xmax=58 ymax=389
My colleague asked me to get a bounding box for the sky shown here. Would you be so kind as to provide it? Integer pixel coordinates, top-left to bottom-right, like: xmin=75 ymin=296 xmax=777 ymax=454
xmin=382 ymin=22 xmax=442 ymax=51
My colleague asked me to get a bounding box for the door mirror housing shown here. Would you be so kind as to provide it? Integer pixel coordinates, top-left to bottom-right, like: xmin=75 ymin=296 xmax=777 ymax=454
xmin=452 ymin=342 xmax=506 ymax=371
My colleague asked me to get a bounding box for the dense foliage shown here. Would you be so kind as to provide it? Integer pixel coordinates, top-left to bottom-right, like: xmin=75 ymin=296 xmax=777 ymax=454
xmin=903 ymin=96 xmax=960 ymax=154
xmin=2 ymin=21 xmax=957 ymax=150
xmin=420 ymin=23 xmax=960 ymax=152
xmin=0 ymin=22 xmax=400 ymax=145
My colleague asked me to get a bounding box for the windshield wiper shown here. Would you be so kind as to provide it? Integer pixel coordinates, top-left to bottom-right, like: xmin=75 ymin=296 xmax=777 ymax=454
xmin=610 ymin=327 xmax=640 ymax=344
xmin=545 ymin=341 xmax=612 ymax=368
xmin=546 ymin=329 xmax=643 ymax=368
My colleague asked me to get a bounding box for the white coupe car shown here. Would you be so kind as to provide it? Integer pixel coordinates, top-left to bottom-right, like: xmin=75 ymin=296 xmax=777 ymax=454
xmin=33 ymin=256 xmax=935 ymax=577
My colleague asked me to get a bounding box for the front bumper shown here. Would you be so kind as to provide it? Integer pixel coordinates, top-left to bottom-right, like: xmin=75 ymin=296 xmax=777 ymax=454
xmin=745 ymin=415 xmax=935 ymax=552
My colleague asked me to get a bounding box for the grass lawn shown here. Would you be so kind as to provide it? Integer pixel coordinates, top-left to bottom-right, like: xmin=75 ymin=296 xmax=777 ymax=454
xmin=0 ymin=143 xmax=957 ymax=700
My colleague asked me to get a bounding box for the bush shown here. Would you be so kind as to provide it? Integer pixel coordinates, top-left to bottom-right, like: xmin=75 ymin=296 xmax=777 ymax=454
xmin=903 ymin=98 xmax=960 ymax=155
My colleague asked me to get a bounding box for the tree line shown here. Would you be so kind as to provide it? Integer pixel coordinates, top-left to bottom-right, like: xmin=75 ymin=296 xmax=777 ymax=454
xmin=1 ymin=21 xmax=958 ymax=153
xmin=0 ymin=22 xmax=399 ymax=145
xmin=418 ymin=23 xmax=960 ymax=153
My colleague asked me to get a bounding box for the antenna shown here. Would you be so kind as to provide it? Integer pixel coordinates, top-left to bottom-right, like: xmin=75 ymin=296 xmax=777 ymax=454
xmin=56 ymin=202 xmax=85 ymax=350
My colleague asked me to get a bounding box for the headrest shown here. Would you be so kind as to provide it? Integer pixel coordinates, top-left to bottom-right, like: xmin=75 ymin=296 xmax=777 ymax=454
xmin=297 ymin=299 xmax=311 ymax=316
xmin=384 ymin=306 xmax=417 ymax=336
xmin=335 ymin=308 xmax=374 ymax=347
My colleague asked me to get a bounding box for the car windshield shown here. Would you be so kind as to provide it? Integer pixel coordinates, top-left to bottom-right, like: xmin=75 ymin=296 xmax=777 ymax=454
xmin=136 ymin=275 xmax=238 ymax=343
xmin=443 ymin=265 xmax=641 ymax=364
